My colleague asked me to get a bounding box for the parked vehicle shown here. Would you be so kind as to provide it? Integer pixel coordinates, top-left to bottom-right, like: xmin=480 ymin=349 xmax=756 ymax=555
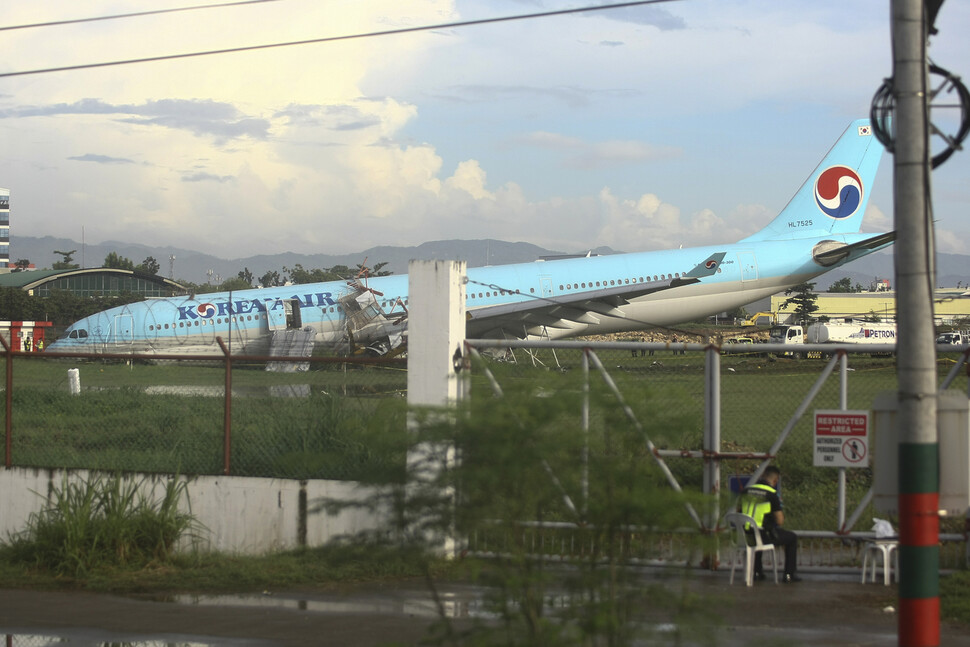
xmin=740 ymin=311 xmax=778 ymax=327
xmin=769 ymin=321 xmax=897 ymax=357
xmin=807 ymin=321 xmax=896 ymax=344
xmin=936 ymin=330 xmax=969 ymax=345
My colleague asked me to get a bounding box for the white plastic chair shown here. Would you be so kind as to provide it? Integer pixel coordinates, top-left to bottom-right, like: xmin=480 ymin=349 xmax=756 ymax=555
xmin=725 ymin=512 xmax=779 ymax=586
xmin=862 ymin=540 xmax=898 ymax=585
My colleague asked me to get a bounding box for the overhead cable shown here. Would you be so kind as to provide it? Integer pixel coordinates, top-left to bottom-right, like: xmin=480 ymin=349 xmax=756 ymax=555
xmin=0 ymin=0 xmax=679 ymax=79
xmin=0 ymin=0 xmax=282 ymax=33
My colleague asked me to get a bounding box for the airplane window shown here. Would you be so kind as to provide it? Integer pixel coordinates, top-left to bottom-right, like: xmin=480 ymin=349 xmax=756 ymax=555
xmin=717 ymin=268 xmax=722 ymax=273
xmin=194 ymin=321 xmax=199 ymax=326
xmin=69 ymin=330 xmax=78 ymax=339
xmin=676 ymin=273 xmax=680 ymax=278
xmin=610 ymin=280 xmax=615 ymax=286
xmin=639 ymin=277 xmax=644 ymax=282
xmin=79 ymin=330 xmax=88 ymax=339
xmin=653 ymin=275 xmax=658 ymax=281
xmin=530 ymin=288 xmax=535 ymax=293
xmin=625 ymin=279 xmax=630 ymax=284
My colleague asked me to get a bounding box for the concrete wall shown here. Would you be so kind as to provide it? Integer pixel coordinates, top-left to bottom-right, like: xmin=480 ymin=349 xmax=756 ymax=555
xmin=0 ymin=467 xmax=388 ymax=555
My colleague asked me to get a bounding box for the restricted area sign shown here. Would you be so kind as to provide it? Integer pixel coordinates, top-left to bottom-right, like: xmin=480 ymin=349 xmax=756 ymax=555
xmin=813 ymin=409 xmax=870 ymax=468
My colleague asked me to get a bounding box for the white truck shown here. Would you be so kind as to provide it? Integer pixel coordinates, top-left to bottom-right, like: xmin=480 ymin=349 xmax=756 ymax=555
xmin=807 ymin=321 xmax=897 ymax=344
xmin=768 ymin=321 xmax=897 ymax=356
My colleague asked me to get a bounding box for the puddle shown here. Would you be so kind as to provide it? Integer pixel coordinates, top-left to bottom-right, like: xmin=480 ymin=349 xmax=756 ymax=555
xmin=172 ymin=588 xmax=492 ymax=619
xmin=0 ymin=632 xmax=247 ymax=646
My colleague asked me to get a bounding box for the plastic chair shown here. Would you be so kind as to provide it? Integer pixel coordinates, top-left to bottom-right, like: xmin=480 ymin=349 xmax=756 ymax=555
xmin=725 ymin=512 xmax=779 ymax=586
xmin=862 ymin=539 xmax=898 ymax=585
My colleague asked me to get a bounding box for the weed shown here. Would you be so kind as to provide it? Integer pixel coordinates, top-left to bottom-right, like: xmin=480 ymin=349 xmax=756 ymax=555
xmin=1 ymin=473 xmax=199 ymax=577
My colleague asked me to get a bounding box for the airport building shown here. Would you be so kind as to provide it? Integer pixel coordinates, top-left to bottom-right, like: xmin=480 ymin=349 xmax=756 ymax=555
xmin=0 ymin=267 xmax=186 ymax=298
xmin=770 ymin=288 xmax=970 ymax=326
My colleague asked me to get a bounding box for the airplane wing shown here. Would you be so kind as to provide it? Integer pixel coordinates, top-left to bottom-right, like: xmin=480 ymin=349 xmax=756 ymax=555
xmin=465 ymin=252 xmax=726 ymax=339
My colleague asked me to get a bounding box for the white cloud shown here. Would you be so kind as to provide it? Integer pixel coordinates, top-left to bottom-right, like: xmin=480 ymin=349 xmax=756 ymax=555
xmin=0 ymin=0 xmax=966 ymax=267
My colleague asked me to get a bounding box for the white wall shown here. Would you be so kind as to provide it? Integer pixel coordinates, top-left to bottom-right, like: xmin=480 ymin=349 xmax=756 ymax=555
xmin=0 ymin=468 xmax=387 ymax=555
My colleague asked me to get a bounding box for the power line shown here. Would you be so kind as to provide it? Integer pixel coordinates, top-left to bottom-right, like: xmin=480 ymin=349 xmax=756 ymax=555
xmin=0 ymin=0 xmax=283 ymax=33
xmin=0 ymin=0 xmax=679 ymax=79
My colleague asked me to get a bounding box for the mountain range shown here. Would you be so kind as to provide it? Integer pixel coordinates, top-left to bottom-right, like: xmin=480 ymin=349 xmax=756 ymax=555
xmin=8 ymin=235 xmax=969 ymax=292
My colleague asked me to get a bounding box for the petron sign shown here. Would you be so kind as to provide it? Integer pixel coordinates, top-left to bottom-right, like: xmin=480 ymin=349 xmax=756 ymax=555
xmin=813 ymin=410 xmax=870 ymax=468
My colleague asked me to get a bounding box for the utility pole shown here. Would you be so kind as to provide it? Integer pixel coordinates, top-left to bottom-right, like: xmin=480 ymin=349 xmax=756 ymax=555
xmin=891 ymin=1 xmax=939 ymax=645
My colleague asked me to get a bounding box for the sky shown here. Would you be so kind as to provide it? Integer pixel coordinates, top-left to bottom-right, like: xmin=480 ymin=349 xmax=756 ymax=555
xmin=1 ymin=0 xmax=968 ymax=262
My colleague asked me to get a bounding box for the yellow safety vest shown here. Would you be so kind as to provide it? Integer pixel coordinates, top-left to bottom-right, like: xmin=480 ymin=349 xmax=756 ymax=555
xmin=740 ymin=483 xmax=776 ymax=529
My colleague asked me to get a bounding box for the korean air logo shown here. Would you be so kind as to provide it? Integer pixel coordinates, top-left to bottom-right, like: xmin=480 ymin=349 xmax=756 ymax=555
xmin=705 ymin=260 xmax=718 ymax=269
xmin=814 ymin=166 xmax=863 ymax=219
xmin=196 ymin=303 xmax=217 ymax=318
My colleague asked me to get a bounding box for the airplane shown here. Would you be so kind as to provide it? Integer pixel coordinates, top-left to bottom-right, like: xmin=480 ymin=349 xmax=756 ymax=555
xmin=47 ymin=118 xmax=893 ymax=357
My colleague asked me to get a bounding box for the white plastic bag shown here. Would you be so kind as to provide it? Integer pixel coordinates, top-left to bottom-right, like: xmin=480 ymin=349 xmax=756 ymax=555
xmin=872 ymin=517 xmax=895 ymax=538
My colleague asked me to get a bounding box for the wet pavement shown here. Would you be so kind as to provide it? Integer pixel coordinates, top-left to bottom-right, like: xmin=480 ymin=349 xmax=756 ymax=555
xmin=2 ymin=569 xmax=968 ymax=646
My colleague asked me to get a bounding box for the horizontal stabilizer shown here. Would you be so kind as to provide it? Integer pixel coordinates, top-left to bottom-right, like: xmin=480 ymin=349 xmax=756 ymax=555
xmin=813 ymin=231 xmax=896 ymax=267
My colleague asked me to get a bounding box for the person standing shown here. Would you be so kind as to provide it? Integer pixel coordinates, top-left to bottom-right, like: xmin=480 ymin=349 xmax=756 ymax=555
xmin=739 ymin=465 xmax=801 ymax=583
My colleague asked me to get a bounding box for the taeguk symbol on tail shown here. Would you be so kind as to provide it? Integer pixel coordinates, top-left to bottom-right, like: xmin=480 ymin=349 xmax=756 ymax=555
xmin=814 ymin=165 xmax=863 ymax=219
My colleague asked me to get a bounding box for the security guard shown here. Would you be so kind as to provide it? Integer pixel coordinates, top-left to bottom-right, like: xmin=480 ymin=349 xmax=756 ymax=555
xmin=739 ymin=465 xmax=801 ymax=583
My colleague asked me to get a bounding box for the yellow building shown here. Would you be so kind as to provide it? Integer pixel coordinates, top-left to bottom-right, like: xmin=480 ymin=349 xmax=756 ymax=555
xmin=770 ymin=289 xmax=970 ymax=326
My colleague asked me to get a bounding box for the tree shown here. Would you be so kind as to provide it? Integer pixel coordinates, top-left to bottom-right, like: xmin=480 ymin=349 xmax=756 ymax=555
xmin=237 ymin=267 xmax=254 ymax=286
xmin=259 ymin=270 xmax=283 ymax=288
xmin=285 ymin=264 xmax=331 ymax=285
xmin=780 ymin=282 xmax=819 ymax=324
xmin=217 ymin=277 xmax=253 ymax=291
xmin=53 ymin=249 xmax=79 ymax=270
xmin=356 ymin=261 xmax=392 ymax=277
xmin=13 ymin=259 xmax=30 ymax=272
xmin=135 ymin=256 xmax=160 ymax=275
xmin=104 ymin=252 xmax=135 ymax=270
xmin=828 ymin=277 xmax=854 ymax=293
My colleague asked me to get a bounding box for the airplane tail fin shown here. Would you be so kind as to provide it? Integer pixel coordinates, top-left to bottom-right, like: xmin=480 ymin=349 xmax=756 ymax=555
xmin=740 ymin=119 xmax=884 ymax=243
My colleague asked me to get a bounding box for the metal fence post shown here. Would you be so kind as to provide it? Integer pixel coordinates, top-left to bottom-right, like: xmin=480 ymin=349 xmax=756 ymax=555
xmin=704 ymin=342 xmax=721 ymax=532
xmin=217 ymin=336 xmax=232 ymax=475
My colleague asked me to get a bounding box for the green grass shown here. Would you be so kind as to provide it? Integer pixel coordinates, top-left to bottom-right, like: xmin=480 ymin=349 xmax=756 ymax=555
xmin=3 ymin=357 xmax=409 ymax=481
xmin=0 ymin=543 xmax=453 ymax=594
xmin=941 ymin=570 xmax=970 ymax=627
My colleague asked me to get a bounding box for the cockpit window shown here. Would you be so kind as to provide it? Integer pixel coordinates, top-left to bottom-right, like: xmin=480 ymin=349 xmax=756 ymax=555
xmin=68 ymin=329 xmax=89 ymax=340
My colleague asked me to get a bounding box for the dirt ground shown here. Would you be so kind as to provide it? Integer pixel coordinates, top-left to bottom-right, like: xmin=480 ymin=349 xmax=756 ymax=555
xmin=2 ymin=573 xmax=969 ymax=646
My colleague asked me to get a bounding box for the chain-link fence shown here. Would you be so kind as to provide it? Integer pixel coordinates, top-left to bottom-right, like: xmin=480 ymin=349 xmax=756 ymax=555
xmin=462 ymin=340 xmax=970 ymax=569
xmin=4 ymin=339 xmax=969 ymax=568
xmin=2 ymin=350 xmax=407 ymax=482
